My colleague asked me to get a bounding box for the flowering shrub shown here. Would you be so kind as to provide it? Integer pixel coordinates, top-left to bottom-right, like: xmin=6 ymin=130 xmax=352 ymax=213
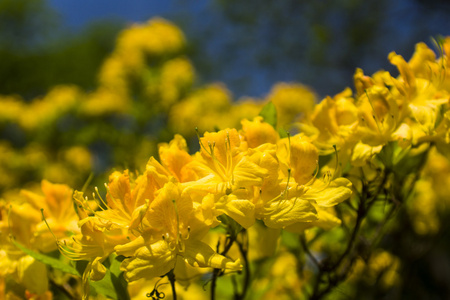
xmin=0 ymin=18 xmax=449 ymax=300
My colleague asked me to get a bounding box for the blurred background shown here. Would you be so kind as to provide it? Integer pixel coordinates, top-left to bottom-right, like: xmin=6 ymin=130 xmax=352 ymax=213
xmin=2 ymin=0 xmax=450 ymax=99
xmin=1 ymin=0 xmax=450 ymax=299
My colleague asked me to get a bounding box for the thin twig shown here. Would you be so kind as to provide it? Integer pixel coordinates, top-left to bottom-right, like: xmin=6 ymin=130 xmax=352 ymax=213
xmin=168 ymin=270 xmax=177 ymax=300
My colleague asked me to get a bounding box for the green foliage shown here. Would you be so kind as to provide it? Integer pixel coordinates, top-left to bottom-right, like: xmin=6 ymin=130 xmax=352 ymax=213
xmin=90 ymin=255 xmax=130 ymax=300
xmin=0 ymin=0 xmax=121 ymax=97
xmin=258 ymin=101 xmax=277 ymax=128
xmin=10 ymin=238 xmax=80 ymax=276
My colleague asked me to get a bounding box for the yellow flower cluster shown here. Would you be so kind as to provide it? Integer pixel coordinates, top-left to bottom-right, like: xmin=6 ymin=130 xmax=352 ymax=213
xmin=169 ymin=82 xmax=317 ymax=137
xmin=55 ymin=122 xmax=350 ymax=298
xmin=0 ymin=18 xmax=197 ymax=195
xmin=1 ymin=181 xmax=78 ymax=298
xmin=1 ymin=16 xmax=450 ymax=300
xmin=298 ymin=39 xmax=450 ymax=165
xmin=0 ymin=18 xmax=319 ymax=198
xmin=93 ymin=17 xmax=194 ymax=115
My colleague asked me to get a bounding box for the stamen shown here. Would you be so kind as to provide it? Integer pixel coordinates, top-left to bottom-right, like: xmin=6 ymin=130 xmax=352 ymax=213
xmin=172 ymin=199 xmax=180 ymax=247
xmin=333 ymin=144 xmax=339 ymax=179
xmin=95 ymin=186 xmax=109 ymax=209
xmin=364 ymin=90 xmax=383 ymax=133
xmin=92 ymin=192 xmax=106 ymax=211
xmin=208 ymin=141 xmax=216 ymax=158
xmin=196 ymin=127 xmax=211 ymax=156
xmin=82 ymin=196 xmax=98 ymax=215
xmin=178 ymin=239 xmax=186 ymax=252
xmin=168 ymin=241 xmax=177 ymax=252
xmin=281 ymin=168 xmax=291 ymax=200
xmin=40 ymin=208 xmax=58 ymax=241
xmin=225 ymin=131 xmax=234 ymax=184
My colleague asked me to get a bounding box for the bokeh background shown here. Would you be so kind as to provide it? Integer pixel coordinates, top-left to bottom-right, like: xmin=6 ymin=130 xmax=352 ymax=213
xmin=2 ymin=0 xmax=450 ymax=299
xmin=3 ymin=0 xmax=450 ymax=99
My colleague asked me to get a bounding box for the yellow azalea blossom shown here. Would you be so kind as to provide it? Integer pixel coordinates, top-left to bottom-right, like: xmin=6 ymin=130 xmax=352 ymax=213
xmin=214 ymin=189 xmax=256 ymax=229
xmin=81 ymin=87 xmax=130 ymax=116
xmin=386 ymin=51 xmax=449 ymax=143
xmin=14 ymin=180 xmax=79 ymax=253
xmin=60 ymin=192 xmax=130 ymax=300
xmin=353 ymin=69 xmax=401 ymax=147
xmin=297 ymin=88 xmax=359 ymax=168
xmin=257 ymin=136 xmax=352 ymax=230
xmin=157 ymin=57 xmax=195 ymax=108
xmin=266 ymin=82 xmax=317 ymax=126
xmin=97 ymin=55 xmax=129 ymax=95
xmin=240 ymin=116 xmax=279 ymax=149
xmin=168 ymin=84 xmax=232 ymax=136
xmin=0 ymin=95 xmax=25 ymax=124
xmin=85 ymin=164 xmax=169 ymax=233
xmin=227 ymin=98 xmax=265 ymax=129
xmin=18 ymin=85 xmax=81 ymax=131
xmin=115 ymin=181 xmax=241 ymax=282
xmin=285 ymin=135 xmax=319 ymax=185
xmin=158 ymin=134 xmax=193 ymax=183
xmin=0 ymin=196 xmax=52 ymax=298
xmin=184 ymin=128 xmax=269 ymax=194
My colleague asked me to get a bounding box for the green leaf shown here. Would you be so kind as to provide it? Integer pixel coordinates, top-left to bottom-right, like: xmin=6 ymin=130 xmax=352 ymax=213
xmin=278 ymin=128 xmax=289 ymax=138
xmin=10 ymin=238 xmax=80 ymax=277
xmin=90 ymin=254 xmax=129 ymax=300
xmin=259 ymin=101 xmax=277 ymax=128
xmin=218 ymin=214 xmax=243 ymax=239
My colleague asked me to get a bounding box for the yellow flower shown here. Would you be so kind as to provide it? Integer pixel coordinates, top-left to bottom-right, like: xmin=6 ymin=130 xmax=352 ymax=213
xmin=18 ymin=180 xmax=79 ymax=253
xmin=354 ymin=69 xmax=401 ymax=147
xmin=19 ymin=85 xmax=81 ymax=131
xmin=386 ymin=51 xmax=449 ymax=143
xmin=158 ymin=134 xmax=193 ymax=183
xmin=297 ymin=88 xmax=359 ymax=165
xmin=266 ymin=82 xmax=317 ymax=126
xmin=158 ymin=57 xmax=195 ymax=108
xmin=258 ymin=136 xmax=352 ymax=230
xmin=81 ymin=87 xmax=130 ymax=116
xmin=169 ymin=84 xmax=232 ymax=136
xmin=184 ymin=129 xmax=269 ymax=194
xmin=116 ymin=182 xmax=241 ymax=282
xmin=0 ymin=95 xmax=25 ymax=123
xmin=240 ymin=116 xmax=279 ymax=149
xmin=97 ymin=55 xmax=129 ymax=95
xmin=90 ymin=166 xmax=168 ymax=233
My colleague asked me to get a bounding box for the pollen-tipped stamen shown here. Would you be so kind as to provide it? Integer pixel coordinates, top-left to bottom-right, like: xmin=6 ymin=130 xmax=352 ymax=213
xmin=40 ymin=208 xmax=58 ymax=241
xmin=364 ymin=89 xmax=384 ymax=133
xmin=196 ymin=127 xmax=212 ymax=156
xmin=281 ymin=168 xmax=292 ymax=200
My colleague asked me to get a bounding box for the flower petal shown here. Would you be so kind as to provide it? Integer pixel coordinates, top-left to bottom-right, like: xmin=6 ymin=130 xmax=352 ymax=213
xmin=303 ymin=178 xmax=352 ymax=207
xmin=120 ymin=240 xmax=176 ymax=282
xmin=183 ymin=240 xmax=242 ymax=271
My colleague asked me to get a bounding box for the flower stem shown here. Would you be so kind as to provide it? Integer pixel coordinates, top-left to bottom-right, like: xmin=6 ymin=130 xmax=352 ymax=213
xmin=168 ymin=270 xmax=177 ymax=300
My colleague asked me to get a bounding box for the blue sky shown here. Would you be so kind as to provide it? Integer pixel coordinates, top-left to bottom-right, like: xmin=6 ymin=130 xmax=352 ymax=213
xmin=46 ymin=0 xmax=450 ymax=100
xmin=48 ymin=1 xmax=174 ymax=29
